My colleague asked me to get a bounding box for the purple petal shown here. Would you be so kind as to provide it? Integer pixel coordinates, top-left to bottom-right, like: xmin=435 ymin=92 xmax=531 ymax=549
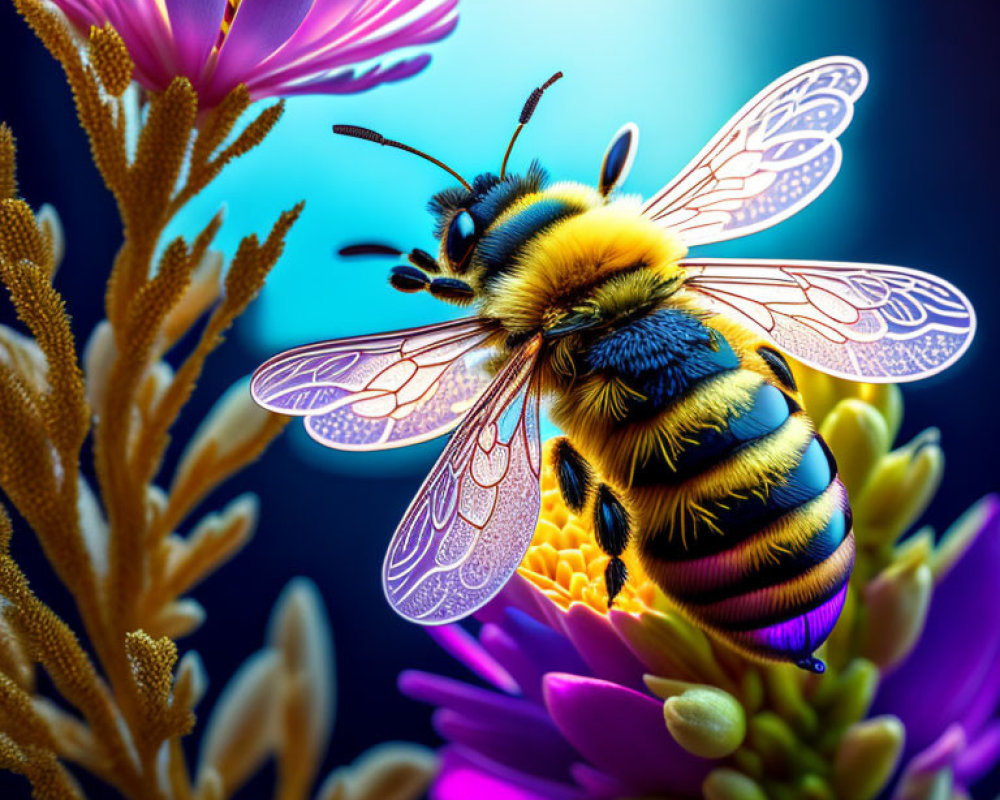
xmin=543 ymin=673 xmax=715 ymax=797
xmin=955 ymin=721 xmax=1000 ymax=787
xmin=243 ymin=0 xmax=456 ymax=93
xmin=100 ymin=0 xmax=178 ymax=91
xmin=478 ymin=575 xmax=552 ymax=626
xmin=569 ymin=763 xmax=634 ymax=798
xmin=164 ymin=0 xmax=227 ymax=79
xmin=50 ymin=0 xmax=105 ymax=28
xmin=266 ymin=55 xmax=431 ymax=96
xmin=480 ymin=609 xmax=590 ymax=704
xmin=211 ymin=0 xmax=314 ymax=89
xmin=399 ymin=671 xmax=552 ymax=730
xmin=432 ymin=746 xmax=589 ymax=800
xmin=560 ymin=603 xmax=648 ymax=692
xmin=907 ymin=724 xmax=965 ymax=776
xmin=875 ymin=496 xmax=1000 ymax=753
xmin=432 ymin=708 xmax=579 ymax=783
xmin=426 ymin=624 xmax=519 ymax=694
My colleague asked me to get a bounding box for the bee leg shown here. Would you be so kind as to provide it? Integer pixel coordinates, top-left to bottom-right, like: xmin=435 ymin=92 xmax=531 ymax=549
xmin=408 ymin=248 xmax=441 ymax=273
xmin=552 ymin=437 xmax=595 ymax=513
xmin=429 ymin=277 xmax=475 ymax=303
xmin=594 ymin=483 xmax=631 ymax=608
xmin=389 ymin=265 xmax=430 ymax=293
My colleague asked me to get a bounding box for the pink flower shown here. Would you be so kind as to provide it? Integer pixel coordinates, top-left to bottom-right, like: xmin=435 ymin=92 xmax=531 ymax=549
xmin=52 ymin=0 xmax=458 ymax=107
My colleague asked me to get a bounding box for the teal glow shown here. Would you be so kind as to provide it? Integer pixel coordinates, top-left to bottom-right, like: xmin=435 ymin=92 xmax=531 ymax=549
xmin=169 ymin=0 xmax=887 ymax=476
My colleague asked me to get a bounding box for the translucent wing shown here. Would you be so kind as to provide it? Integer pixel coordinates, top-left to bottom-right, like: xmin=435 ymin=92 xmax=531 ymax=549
xmin=250 ymin=317 xmax=497 ymax=450
xmin=643 ymin=57 xmax=868 ymax=246
xmin=682 ymin=259 xmax=976 ymax=382
xmin=382 ymin=338 xmax=542 ymax=624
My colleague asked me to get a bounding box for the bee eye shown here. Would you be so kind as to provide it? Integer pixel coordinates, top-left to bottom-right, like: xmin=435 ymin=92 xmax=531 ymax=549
xmin=445 ymin=210 xmax=477 ymax=269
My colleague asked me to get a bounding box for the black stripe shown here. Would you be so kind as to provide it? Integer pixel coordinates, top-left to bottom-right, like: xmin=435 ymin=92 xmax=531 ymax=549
xmin=673 ymin=506 xmax=849 ymax=605
xmin=718 ymin=566 xmax=851 ymax=632
xmin=643 ymin=428 xmax=834 ymax=561
xmin=630 ymin=383 xmax=798 ymax=488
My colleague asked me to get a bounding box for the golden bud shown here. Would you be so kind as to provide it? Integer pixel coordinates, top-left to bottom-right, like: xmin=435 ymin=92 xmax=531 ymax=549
xmin=315 ymin=742 xmax=437 ymax=800
xmin=198 ymin=650 xmax=281 ymax=796
xmin=149 ymin=598 xmax=206 ymax=639
xmin=832 ymin=716 xmax=905 ymax=800
xmin=89 ymin=24 xmax=133 ymax=96
xmin=174 ymin=651 xmax=208 ymax=713
xmin=35 ymin=203 xmax=64 ymax=276
xmin=703 ymin=768 xmax=768 ymax=800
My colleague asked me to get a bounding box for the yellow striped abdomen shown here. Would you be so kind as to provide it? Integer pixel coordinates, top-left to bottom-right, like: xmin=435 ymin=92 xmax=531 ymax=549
xmin=552 ymin=306 xmax=854 ymax=667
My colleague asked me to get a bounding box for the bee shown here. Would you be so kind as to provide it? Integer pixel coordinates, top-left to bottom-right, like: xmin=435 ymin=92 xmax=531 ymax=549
xmin=251 ymin=58 xmax=975 ymax=672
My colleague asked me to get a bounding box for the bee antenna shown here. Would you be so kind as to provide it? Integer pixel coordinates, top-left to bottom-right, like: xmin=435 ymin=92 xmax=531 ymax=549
xmin=333 ymin=124 xmax=473 ymax=191
xmin=500 ymin=71 xmax=563 ymax=179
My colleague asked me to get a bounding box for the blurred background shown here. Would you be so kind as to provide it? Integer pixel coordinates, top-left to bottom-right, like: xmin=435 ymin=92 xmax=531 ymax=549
xmin=1 ymin=0 xmax=998 ymax=796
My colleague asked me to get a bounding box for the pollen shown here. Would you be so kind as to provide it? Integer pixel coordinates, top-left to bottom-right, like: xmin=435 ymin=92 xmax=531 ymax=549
xmin=518 ymin=441 xmax=659 ymax=614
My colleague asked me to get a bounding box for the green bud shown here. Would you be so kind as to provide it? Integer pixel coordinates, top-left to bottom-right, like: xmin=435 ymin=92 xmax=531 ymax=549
xmin=748 ymin=712 xmax=800 ymax=771
xmin=628 ymin=609 xmax=735 ymax=691
xmin=796 ymin=774 xmax=836 ymax=800
xmin=854 ymin=429 xmax=943 ymax=548
xmin=702 ymin=768 xmax=768 ymax=800
xmin=822 ymin=583 xmax=857 ymax=670
xmin=657 ymin=684 xmax=746 ymax=758
xmin=732 ymin=747 xmax=763 ymax=780
xmin=852 ymin=382 xmax=904 ymax=443
xmin=832 ymin=716 xmax=905 ymax=800
xmin=820 ymin=399 xmax=891 ymax=498
xmin=763 ymin=664 xmax=818 ymax=737
xmin=740 ymin=668 xmax=764 ymax=714
xmin=825 ymin=658 xmax=879 ymax=727
xmin=862 ymin=560 xmax=932 ymax=670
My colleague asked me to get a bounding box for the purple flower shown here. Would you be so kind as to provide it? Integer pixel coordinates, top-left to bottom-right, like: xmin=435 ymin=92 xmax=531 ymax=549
xmin=400 ymin=434 xmax=1000 ymax=799
xmin=51 ymin=0 xmax=458 ymax=108
xmin=874 ymin=495 xmax=1000 ymax=796
xmin=400 ymin=581 xmax=719 ymax=800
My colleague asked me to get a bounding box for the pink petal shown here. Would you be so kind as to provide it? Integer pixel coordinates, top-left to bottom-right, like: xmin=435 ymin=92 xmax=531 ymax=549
xmin=164 ymin=0 xmax=228 ymax=80
xmin=399 ymin=670 xmax=552 ymax=730
xmin=569 ymin=763 xmax=633 ymax=798
xmin=432 ymin=708 xmax=579 ymax=784
xmin=432 ymin=746 xmax=589 ymax=800
xmin=559 ymin=603 xmax=647 ymax=692
xmin=543 ymin=673 xmax=714 ymax=797
xmin=211 ymin=0 xmax=315 ymax=90
xmin=956 ymin=722 xmax=1000 ymax=787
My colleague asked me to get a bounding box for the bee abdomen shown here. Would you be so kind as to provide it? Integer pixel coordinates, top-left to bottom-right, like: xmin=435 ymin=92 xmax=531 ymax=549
xmin=636 ymin=387 xmax=855 ymax=662
xmin=563 ymin=308 xmax=854 ymax=665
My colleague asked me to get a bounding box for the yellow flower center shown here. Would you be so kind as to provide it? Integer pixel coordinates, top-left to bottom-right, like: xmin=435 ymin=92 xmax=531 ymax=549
xmin=518 ymin=441 xmax=659 ymax=614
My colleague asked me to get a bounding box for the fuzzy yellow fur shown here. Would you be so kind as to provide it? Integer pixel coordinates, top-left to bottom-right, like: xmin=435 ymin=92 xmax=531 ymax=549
xmin=479 ymin=192 xmax=688 ymax=335
xmin=553 ymin=369 xmax=765 ymax=484
xmin=629 ymin=414 xmax=815 ymax=546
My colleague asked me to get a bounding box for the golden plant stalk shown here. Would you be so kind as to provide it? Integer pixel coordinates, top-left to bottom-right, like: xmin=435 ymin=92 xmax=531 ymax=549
xmin=0 ymin=4 xmax=438 ymax=799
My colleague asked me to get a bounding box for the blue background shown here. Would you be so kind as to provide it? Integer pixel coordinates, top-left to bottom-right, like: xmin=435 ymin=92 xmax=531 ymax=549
xmin=1 ymin=0 xmax=998 ymax=796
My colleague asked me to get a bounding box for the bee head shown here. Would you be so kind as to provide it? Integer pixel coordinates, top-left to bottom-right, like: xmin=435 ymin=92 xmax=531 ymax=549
xmin=428 ymin=164 xmax=549 ymax=279
xmin=332 ymin=72 xmax=563 ymax=306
